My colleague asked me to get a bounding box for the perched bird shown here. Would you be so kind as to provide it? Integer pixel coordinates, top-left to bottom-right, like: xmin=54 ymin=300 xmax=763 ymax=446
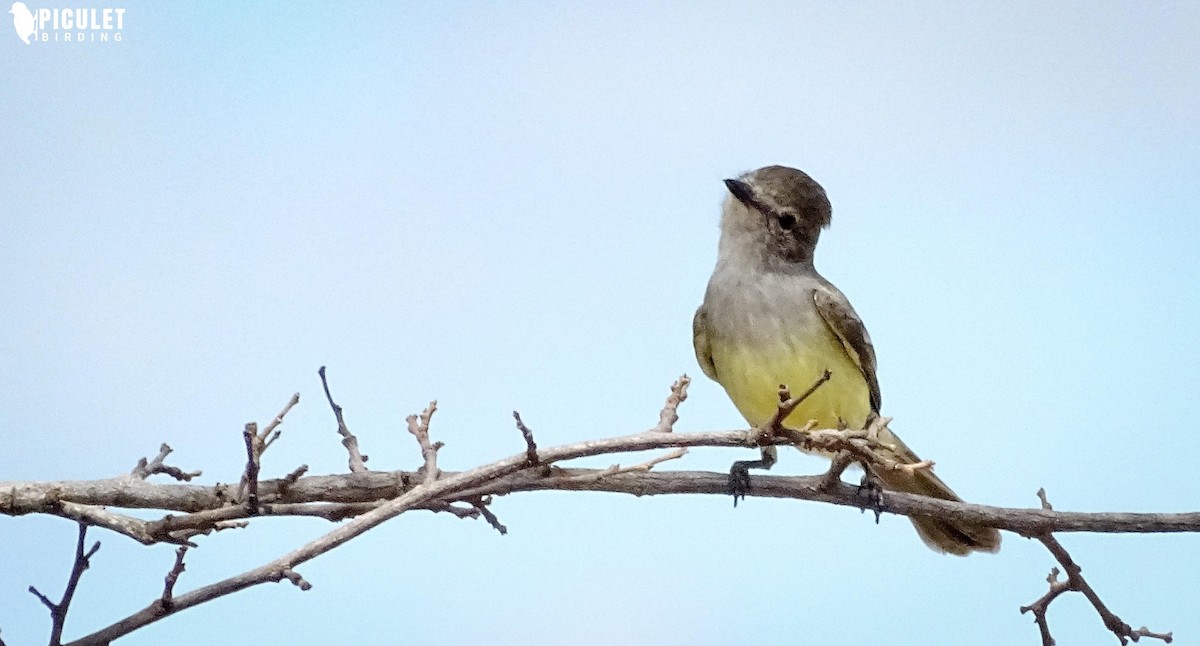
xmin=692 ymin=165 xmax=1000 ymax=555
xmin=9 ymin=2 xmax=34 ymax=45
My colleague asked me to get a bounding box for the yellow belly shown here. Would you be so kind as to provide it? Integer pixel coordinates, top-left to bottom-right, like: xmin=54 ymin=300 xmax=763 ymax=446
xmin=712 ymin=334 xmax=870 ymax=430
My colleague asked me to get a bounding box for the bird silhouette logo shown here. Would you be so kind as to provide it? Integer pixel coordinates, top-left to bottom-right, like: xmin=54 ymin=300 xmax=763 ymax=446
xmin=9 ymin=2 xmax=35 ymax=44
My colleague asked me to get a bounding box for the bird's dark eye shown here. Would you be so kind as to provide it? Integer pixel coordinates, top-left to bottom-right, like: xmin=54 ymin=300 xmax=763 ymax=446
xmin=777 ymin=214 xmax=797 ymax=230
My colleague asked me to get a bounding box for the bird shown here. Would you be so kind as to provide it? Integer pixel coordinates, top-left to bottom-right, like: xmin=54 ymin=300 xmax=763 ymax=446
xmin=9 ymin=2 xmax=34 ymax=45
xmin=692 ymin=165 xmax=1000 ymax=555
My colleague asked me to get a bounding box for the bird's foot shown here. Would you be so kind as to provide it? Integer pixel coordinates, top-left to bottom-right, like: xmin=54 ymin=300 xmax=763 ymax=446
xmin=727 ymin=446 xmax=777 ymax=507
xmin=727 ymin=461 xmax=754 ymax=506
xmin=858 ymin=469 xmax=885 ymax=524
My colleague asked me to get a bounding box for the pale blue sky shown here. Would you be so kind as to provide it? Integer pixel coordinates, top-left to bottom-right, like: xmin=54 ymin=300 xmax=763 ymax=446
xmin=2 ymin=2 xmax=1198 ymax=644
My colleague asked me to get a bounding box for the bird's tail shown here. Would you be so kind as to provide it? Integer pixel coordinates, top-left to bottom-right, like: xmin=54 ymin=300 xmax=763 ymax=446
xmin=870 ymin=426 xmax=1001 ymax=556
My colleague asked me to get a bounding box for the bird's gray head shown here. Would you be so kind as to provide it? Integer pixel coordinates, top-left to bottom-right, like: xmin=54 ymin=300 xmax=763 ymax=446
xmin=718 ymin=165 xmax=832 ymax=271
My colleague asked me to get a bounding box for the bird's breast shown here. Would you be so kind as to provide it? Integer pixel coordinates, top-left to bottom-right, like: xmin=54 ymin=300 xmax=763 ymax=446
xmin=704 ymin=269 xmax=870 ymax=430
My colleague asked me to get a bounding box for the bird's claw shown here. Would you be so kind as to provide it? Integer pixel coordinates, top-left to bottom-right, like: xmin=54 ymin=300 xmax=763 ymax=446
xmin=858 ymin=469 xmax=885 ymax=523
xmin=727 ymin=461 xmax=755 ymax=506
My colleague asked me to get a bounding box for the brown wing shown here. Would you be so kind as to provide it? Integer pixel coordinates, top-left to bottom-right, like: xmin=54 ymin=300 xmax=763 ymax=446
xmin=813 ymin=286 xmax=882 ymax=414
xmin=692 ymin=306 xmax=718 ymax=381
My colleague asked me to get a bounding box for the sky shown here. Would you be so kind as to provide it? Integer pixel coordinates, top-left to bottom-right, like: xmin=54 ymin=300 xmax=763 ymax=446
xmin=1 ymin=1 xmax=1198 ymax=644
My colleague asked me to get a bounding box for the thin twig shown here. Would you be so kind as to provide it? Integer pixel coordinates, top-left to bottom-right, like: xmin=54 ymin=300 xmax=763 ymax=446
xmin=765 ymin=370 xmax=832 ymax=432
xmin=262 ymin=393 xmax=300 ymax=438
xmin=548 ymin=448 xmax=689 ymax=485
xmin=406 ymin=401 xmax=440 ymax=485
xmin=29 ymin=524 xmax=100 ymax=646
xmin=1020 ymin=567 xmax=1071 ymax=646
xmin=130 ymin=444 xmax=201 ymax=482
xmin=1035 ymin=534 xmax=1172 ymax=644
xmin=241 ymin=423 xmax=262 ymax=513
xmin=55 ymin=501 xmax=168 ymax=545
xmin=513 ymin=411 xmax=539 ymax=466
xmin=469 ymin=497 xmax=508 ymax=535
xmin=652 ymin=375 xmax=690 ymax=433
xmin=161 ymin=547 xmax=188 ymax=610
xmin=429 ymin=501 xmax=481 ymax=520
xmin=319 ymin=366 xmax=368 ymax=472
xmin=1037 ymin=487 xmax=1054 ymax=511
xmin=1021 ymin=491 xmax=1172 ymax=645
xmin=278 ymin=465 xmax=309 ymax=496
xmin=281 ymin=569 xmax=311 ymax=591
xmin=819 ymin=450 xmax=856 ymax=491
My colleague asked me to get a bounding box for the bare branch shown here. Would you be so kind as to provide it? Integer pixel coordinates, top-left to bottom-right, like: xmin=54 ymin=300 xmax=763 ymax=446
xmin=1037 ymin=487 xmax=1054 ymax=511
xmin=818 ymin=450 xmax=856 ymax=491
xmin=281 ymin=569 xmax=311 ymax=591
xmin=513 ymin=411 xmax=539 ymax=467
xmin=278 ymin=464 xmax=309 ymax=496
xmin=652 ymin=375 xmax=690 ymax=433
xmin=7 ymin=454 xmax=1200 ymax=538
xmin=262 ymin=393 xmax=301 ymax=438
xmin=1020 ymin=567 xmax=1071 ymax=646
xmin=547 ymin=448 xmax=688 ymax=486
xmin=406 ymin=401 xmax=440 ymax=484
xmin=29 ymin=524 xmax=100 ymax=646
xmin=469 ymin=497 xmax=507 ymax=535
xmin=130 ymin=444 xmax=201 ymax=482
xmin=161 ymin=547 xmax=188 ymax=609
xmin=1020 ymin=490 xmax=1173 ymax=645
xmin=1033 ymin=534 xmax=1172 ymax=645
xmin=240 ymin=423 xmax=262 ymax=513
xmin=318 ymin=366 xmax=369 ymax=472
xmin=766 ymin=370 xmax=832 ymax=433
xmin=59 ymin=410 xmax=1196 ymax=646
xmin=429 ymin=501 xmax=481 ymax=520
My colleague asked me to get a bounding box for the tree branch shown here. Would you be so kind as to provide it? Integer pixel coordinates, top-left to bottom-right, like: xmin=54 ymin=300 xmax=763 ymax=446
xmin=2 ymin=376 xmax=1192 ymax=645
xmin=7 ymin=457 xmax=1199 ymax=537
xmin=28 ymin=524 xmax=100 ymax=646
xmin=319 ymin=366 xmax=368 ymax=472
xmin=1021 ymin=491 xmax=1174 ymax=645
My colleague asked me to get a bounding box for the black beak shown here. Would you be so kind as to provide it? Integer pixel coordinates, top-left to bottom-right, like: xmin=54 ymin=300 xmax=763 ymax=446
xmin=723 ymin=178 xmax=755 ymax=206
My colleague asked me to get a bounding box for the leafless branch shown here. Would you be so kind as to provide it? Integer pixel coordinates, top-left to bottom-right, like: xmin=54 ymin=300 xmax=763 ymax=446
xmin=406 ymin=400 xmax=440 ymax=484
xmin=55 ymin=501 xmax=168 ymax=545
xmin=263 ymin=393 xmax=300 ymax=438
xmin=469 ymin=496 xmax=507 ymax=535
xmin=652 ymin=374 xmax=690 ymax=433
xmin=763 ymin=370 xmax=832 ymax=434
xmin=1021 ymin=567 xmax=1071 ymax=646
xmin=278 ymin=464 xmax=309 ymax=496
xmin=130 ymin=444 xmax=201 ymax=482
xmin=28 ymin=524 xmax=100 ymax=646
xmin=7 ymin=459 xmax=1200 ymax=537
xmin=2 ymin=378 xmax=1194 ymax=646
xmin=513 ymin=411 xmax=539 ymax=467
xmin=160 ymin=547 xmax=188 ymax=609
xmin=1020 ymin=491 xmax=1173 ymax=645
xmin=319 ymin=366 xmax=368 ymax=472
xmin=240 ymin=423 xmax=262 ymax=513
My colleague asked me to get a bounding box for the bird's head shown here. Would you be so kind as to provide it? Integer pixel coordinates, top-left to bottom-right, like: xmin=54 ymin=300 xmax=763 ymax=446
xmin=718 ymin=165 xmax=832 ymax=269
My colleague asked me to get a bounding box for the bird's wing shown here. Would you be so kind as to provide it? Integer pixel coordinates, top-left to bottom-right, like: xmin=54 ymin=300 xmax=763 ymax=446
xmin=813 ymin=286 xmax=882 ymax=413
xmin=692 ymin=306 xmax=718 ymax=381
